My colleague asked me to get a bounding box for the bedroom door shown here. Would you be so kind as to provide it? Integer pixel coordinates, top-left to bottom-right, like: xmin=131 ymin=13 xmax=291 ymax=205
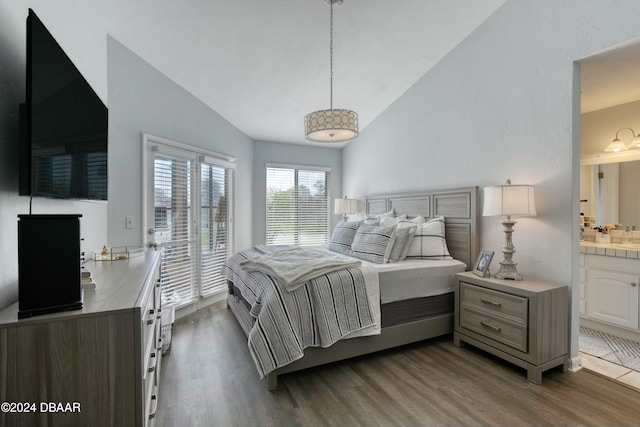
xmin=144 ymin=134 xmax=235 ymax=310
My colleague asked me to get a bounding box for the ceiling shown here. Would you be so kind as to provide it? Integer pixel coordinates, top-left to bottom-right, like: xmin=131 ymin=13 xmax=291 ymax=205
xmin=580 ymin=38 xmax=640 ymax=159
xmin=102 ymin=0 xmax=506 ymax=148
xmin=580 ymin=40 xmax=640 ymax=115
xmin=101 ymin=1 xmax=640 ymax=152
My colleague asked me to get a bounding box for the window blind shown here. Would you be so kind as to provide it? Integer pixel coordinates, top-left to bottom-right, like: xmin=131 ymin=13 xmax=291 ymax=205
xmin=266 ymin=166 xmax=329 ymax=246
xmin=200 ymin=161 xmax=232 ymax=296
xmin=154 ymin=153 xmax=197 ymax=306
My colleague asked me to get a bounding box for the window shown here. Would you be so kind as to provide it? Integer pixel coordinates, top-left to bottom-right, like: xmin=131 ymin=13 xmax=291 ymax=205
xmin=145 ymin=135 xmax=235 ymax=309
xmin=266 ymin=164 xmax=329 ymax=246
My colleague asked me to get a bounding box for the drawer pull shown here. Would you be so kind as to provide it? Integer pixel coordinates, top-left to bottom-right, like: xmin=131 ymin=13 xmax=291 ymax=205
xmin=480 ymin=298 xmax=502 ymax=307
xmin=480 ymin=321 xmax=502 ymax=332
xmin=631 ymin=282 xmax=637 ymax=287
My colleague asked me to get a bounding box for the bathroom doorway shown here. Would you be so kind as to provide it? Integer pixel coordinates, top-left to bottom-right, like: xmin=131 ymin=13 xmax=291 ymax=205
xmin=577 ymin=39 xmax=640 ymax=387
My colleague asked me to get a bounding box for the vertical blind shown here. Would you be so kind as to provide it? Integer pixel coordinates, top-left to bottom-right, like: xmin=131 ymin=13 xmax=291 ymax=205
xmin=266 ymin=165 xmax=329 ymax=246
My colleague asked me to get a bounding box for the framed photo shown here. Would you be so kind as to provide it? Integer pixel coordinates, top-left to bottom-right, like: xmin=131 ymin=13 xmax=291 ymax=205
xmin=473 ymin=249 xmax=494 ymax=277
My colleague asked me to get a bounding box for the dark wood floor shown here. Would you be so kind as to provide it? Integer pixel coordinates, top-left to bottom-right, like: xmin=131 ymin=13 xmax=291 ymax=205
xmin=157 ymin=303 xmax=640 ymax=427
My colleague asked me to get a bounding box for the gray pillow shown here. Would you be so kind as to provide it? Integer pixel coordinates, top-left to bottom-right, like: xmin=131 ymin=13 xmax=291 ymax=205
xmin=388 ymin=224 xmax=418 ymax=263
xmin=327 ymin=221 xmax=360 ymax=255
xmin=347 ymin=224 xmax=397 ymax=264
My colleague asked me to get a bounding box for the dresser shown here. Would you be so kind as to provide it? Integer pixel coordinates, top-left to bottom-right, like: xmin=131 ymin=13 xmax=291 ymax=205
xmin=0 ymin=251 xmax=162 ymax=427
xmin=453 ymin=271 xmax=568 ymax=384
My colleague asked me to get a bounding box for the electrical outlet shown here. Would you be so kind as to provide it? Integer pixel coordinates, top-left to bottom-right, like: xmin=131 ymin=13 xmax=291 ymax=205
xmin=126 ymin=216 xmax=134 ymax=229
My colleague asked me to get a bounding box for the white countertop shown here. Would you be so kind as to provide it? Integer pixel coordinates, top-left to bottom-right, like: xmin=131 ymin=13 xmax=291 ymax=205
xmin=580 ymin=241 xmax=640 ymax=259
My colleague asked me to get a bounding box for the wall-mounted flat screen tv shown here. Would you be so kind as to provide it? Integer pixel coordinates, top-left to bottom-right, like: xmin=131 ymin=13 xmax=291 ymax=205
xmin=20 ymin=9 xmax=108 ymax=201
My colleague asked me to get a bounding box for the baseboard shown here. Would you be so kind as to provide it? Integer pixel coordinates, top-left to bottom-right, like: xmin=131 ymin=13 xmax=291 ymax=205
xmin=567 ymin=355 xmax=583 ymax=372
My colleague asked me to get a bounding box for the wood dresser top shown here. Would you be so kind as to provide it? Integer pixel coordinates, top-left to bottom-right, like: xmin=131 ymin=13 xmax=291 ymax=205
xmin=0 ymin=250 xmax=161 ymax=328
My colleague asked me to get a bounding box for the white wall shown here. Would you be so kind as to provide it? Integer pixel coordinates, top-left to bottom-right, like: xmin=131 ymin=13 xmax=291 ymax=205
xmin=0 ymin=1 xmax=108 ymax=310
xmin=107 ymin=37 xmax=254 ymax=251
xmin=619 ymin=162 xmax=640 ymax=228
xmin=581 ymin=100 xmax=640 ymax=164
xmin=252 ymin=141 xmax=342 ymax=247
xmin=343 ymin=0 xmax=640 ymax=365
xmin=580 ymin=100 xmax=640 ymax=227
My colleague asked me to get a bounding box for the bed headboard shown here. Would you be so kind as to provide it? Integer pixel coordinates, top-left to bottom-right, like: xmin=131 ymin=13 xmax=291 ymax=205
xmin=365 ymin=186 xmax=479 ymax=270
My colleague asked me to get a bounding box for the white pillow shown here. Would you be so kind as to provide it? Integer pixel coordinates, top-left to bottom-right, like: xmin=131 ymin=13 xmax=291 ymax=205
xmin=347 ymin=224 xmax=397 ymax=264
xmin=405 ymin=216 xmax=452 ymax=260
xmin=379 ymin=216 xmax=400 ymax=227
xmin=408 ymin=215 xmax=426 ymax=224
xmin=357 ymin=210 xmax=394 ymax=220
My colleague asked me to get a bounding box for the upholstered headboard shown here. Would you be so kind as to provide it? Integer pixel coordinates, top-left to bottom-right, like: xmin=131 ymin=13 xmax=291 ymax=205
xmin=366 ymin=186 xmax=479 ymax=270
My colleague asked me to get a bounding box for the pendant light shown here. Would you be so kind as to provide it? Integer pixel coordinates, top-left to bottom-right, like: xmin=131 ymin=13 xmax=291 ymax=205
xmin=304 ymin=0 xmax=358 ymax=143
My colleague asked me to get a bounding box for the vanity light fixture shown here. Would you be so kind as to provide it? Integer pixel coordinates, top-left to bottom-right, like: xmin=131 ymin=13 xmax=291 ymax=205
xmin=483 ymin=180 xmax=536 ymax=281
xmin=604 ymin=127 xmax=640 ymax=152
xmin=304 ymin=0 xmax=359 ymax=143
xmin=334 ymin=196 xmax=358 ymax=221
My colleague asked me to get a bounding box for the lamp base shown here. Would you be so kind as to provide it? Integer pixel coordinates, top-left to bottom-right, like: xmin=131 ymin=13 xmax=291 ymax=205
xmin=494 ymin=217 xmax=523 ymax=281
xmin=493 ymin=260 xmax=523 ymax=281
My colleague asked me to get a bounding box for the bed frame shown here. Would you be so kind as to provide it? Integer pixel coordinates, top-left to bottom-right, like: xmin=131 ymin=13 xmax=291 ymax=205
xmin=227 ymin=186 xmax=479 ymax=390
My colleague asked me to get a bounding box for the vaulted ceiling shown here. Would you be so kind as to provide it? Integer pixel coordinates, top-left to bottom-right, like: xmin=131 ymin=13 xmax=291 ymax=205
xmin=102 ymin=1 xmax=640 ymax=151
xmin=103 ymin=0 xmax=506 ymax=147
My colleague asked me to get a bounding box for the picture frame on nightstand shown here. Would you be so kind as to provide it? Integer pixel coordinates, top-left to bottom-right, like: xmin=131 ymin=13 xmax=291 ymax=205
xmin=472 ymin=248 xmax=494 ymax=277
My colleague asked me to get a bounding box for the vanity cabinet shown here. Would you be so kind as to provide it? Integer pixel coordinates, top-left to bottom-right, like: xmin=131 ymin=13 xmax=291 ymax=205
xmin=0 ymin=251 xmax=162 ymax=427
xmin=584 ymin=255 xmax=639 ymax=331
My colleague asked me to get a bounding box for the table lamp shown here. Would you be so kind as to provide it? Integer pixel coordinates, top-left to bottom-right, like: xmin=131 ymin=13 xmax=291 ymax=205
xmin=334 ymin=197 xmax=358 ymax=222
xmin=483 ymin=179 xmax=536 ymax=280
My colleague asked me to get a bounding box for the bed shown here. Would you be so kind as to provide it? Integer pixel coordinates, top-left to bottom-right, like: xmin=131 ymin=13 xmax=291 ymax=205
xmin=224 ymin=186 xmax=478 ymax=390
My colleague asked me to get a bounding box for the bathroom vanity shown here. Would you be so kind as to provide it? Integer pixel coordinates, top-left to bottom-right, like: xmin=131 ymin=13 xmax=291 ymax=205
xmin=580 ymin=241 xmax=640 ymax=340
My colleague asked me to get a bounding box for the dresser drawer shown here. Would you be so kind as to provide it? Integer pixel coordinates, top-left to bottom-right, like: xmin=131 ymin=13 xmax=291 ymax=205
xmin=461 ymin=282 xmax=528 ymax=323
xmin=460 ymin=307 xmax=527 ymax=352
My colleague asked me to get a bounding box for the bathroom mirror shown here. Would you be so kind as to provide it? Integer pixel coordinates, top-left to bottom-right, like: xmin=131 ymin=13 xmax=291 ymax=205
xmin=580 ymin=159 xmax=640 ymax=229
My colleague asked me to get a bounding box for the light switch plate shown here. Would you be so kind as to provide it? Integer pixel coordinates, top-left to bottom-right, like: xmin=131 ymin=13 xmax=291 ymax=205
xmin=126 ymin=216 xmax=134 ymax=229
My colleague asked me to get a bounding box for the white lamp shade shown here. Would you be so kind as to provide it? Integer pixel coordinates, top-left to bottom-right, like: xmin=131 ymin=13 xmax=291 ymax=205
xmin=483 ymin=185 xmax=536 ymax=217
xmin=305 ymin=109 xmax=359 ymax=143
xmin=334 ymin=198 xmax=358 ymax=215
xmin=604 ymin=138 xmax=630 ymax=153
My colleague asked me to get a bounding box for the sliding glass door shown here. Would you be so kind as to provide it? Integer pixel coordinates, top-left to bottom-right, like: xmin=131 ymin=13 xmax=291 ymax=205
xmin=145 ymin=135 xmax=234 ymax=310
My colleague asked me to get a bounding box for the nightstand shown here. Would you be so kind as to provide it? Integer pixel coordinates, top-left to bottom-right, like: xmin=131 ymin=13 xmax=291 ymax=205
xmin=453 ymin=271 xmax=568 ymax=384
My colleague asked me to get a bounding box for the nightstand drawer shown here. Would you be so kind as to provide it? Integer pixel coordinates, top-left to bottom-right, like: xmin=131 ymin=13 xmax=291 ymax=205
xmin=460 ymin=307 xmax=527 ymax=352
xmin=461 ymin=282 xmax=528 ymax=323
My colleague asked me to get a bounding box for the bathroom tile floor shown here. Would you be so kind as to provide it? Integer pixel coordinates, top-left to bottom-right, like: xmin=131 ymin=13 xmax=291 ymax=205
xmin=579 ymin=327 xmax=640 ymax=391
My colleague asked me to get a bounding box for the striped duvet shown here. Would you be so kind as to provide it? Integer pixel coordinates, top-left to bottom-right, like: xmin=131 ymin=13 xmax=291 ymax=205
xmin=221 ymin=245 xmax=380 ymax=378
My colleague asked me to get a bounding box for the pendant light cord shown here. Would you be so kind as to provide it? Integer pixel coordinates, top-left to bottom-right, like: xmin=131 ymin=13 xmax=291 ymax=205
xmin=329 ymin=1 xmax=333 ymax=112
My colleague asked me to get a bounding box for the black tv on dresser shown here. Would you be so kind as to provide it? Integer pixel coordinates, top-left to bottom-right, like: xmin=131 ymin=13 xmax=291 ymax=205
xmin=18 ymin=214 xmax=83 ymax=318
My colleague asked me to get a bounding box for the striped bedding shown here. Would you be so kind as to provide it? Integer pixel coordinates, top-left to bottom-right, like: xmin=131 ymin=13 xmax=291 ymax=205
xmin=221 ymin=245 xmax=380 ymax=378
